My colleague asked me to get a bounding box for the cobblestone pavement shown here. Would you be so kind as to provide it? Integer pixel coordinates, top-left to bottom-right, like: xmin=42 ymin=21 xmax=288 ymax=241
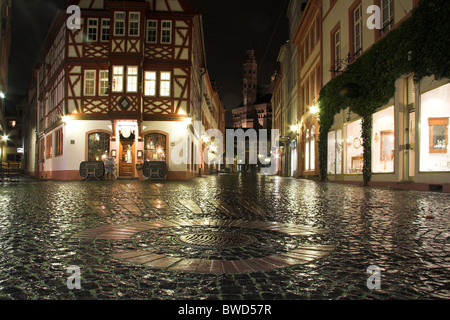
xmin=0 ymin=174 xmax=449 ymax=300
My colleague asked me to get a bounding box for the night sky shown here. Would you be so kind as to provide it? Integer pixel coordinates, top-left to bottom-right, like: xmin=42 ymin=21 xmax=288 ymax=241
xmin=8 ymin=0 xmax=289 ymax=113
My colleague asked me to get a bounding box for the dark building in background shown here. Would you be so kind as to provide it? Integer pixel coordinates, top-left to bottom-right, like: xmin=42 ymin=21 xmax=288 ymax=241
xmin=232 ymin=50 xmax=272 ymax=130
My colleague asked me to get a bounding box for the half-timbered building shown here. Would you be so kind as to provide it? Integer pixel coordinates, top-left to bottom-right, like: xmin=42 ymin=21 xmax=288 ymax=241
xmin=32 ymin=0 xmax=211 ymax=180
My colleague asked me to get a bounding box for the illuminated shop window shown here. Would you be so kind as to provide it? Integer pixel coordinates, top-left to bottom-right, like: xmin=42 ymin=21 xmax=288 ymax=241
xmin=345 ymin=119 xmax=363 ymax=175
xmin=372 ymin=106 xmax=395 ymax=173
xmin=88 ymin=132 xmax=110 ymax=162
xmin=144 ymin=133 xmax=166 ymax=162
xmin=420 ymin=83 xmax=450 ymax=172
xmin=327 ymin=130 xmax=336 ymax=175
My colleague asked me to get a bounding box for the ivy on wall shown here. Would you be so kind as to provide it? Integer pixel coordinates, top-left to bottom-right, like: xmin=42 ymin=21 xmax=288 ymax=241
xmin=318 ymin=0 xmax=450 ymax=185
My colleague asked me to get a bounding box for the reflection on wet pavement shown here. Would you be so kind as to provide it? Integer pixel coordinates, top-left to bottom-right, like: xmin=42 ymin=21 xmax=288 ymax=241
xmin=0 ymin=174 xmax=449 ymax=300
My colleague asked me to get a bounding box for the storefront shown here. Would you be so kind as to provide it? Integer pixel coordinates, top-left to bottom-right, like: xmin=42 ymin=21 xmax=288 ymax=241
xmin=325 ymin=77 xmax=450 ymax=192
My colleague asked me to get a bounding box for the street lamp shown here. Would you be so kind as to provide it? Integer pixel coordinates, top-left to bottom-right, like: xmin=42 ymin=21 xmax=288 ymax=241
xmin=0 ymin=92 xmax=5 ymax=99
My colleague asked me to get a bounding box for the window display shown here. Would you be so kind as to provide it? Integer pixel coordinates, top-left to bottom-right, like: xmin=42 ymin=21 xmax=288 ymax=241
xmin=88 ymin=132 xmax=110 ymax=161
xmin=372 ymin=106 xmax=395 ymax=173
xmin=345 ymin=119 xmax=363 ymax=174
xmin=327 ymin=131 xmax=336 ymax=175
xmin=420 ymin=83 xmax=450 ymax=172
xmin=144 ymin=133 xmax=167 ymax=162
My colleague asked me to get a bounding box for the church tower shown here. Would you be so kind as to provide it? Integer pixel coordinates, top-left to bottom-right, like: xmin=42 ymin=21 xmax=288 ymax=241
xmin=243 ymin=49 xmax=258 ymax=106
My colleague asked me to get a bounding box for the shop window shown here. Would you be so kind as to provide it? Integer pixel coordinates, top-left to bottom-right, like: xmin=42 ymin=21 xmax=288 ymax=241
xmin=372 ymin=106 xmax=395 ymax=173
xmin=88 ymin=132 xmax=110 ymax=161
xmin=429 ymin=118 xmax=448 ymax=153
xmin=144 ymin=133 xmax=166 ymax=162
xmin=327 ymin=130 xmax=336 ymax=175
xmin=420 ymin=83 xmax=450 ymax=172
xmin=345 ymin=119 xmax=363 ymax=174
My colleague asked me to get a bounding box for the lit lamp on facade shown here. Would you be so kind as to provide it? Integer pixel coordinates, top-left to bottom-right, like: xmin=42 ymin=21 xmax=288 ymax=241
xmin=0 ymin=92 xmax=5 ymax=99
xmin=310 ymin=105 xmax=319 ymax=115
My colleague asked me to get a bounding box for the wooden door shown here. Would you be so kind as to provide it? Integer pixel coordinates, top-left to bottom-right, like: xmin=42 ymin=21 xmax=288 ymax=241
xmin=119 ymin=140 xmax=135 ymax=177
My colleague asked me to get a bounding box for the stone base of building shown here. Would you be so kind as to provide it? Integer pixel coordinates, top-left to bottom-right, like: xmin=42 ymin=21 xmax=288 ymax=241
xmin=30 ymin=170 xmax=199 ymax=181
xmin=328 ymin=180 xmax=450 ymax=193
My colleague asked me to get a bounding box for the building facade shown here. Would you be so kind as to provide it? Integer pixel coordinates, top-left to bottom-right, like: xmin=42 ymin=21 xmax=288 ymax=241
xmin=29 ymin=0 xmax=218 ymax=181
xmin=322 ymin=0 xmax=449 ymax=192
xmin=272 ymin=0 xmax=306 ymax=178
xmin=293 ymin=0 xmax=321 ymax=180
xmin=0 ymin=0 xmax=11 ymax=161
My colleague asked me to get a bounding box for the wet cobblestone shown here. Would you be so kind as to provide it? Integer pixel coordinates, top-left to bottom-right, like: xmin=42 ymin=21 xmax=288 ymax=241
xmin=0 ymin=174 xmax=449 ymax=300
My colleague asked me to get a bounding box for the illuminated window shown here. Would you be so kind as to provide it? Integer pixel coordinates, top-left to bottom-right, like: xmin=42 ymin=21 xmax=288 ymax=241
xmin=87 ymin=19 xmax=98 ymax=42
xmin=112 ymin=66 xmax=124 ymax=92
xmin=372 ymin=106 xmax=395 ymax=173
xmin=46 ymin=134 xmax=53 ymax=159
xmin=144 ymin=133 xmax=166 ymax=162
xmin=88 ymin=132 xmax=110 ymax=162
xmin=84 ymin=70 xmax=96 ymax=96
xmin=55 ymin=128 xmax=63 ymax=156
xmin=160 ymin=72 xmax=171 ymax=97
xmin=144 ymin=71 xmax=157 ymax=96
xmin=127 ymin=66 xmax=138 ymax=92
xmin=420 ymin=83 xmax=450 ymax=172
xmin=161 ymin=21 xmax=172 ymax=44
xmin=114 ymin=12 xmax=125 ymax=36
xmin=147 ymin=20 xmax=157 ymax=43
xmin=129 ymin=12 xmax=140 ymax=36
xmin=99 ymin=70 xmax=109 ymax=95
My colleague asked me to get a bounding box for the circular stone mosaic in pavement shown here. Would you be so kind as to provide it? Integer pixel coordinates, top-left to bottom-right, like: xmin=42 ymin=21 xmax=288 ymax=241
xmin=71 ymin=219 xmax=335 ymax=274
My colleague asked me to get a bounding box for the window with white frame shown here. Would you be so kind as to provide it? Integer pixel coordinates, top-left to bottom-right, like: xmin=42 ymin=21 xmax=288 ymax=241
xmin=84 ymin=70 xmax=96 ymax=96
xmin=161 ymin=21 xmax=172 ymax=44
xmin=101 ymin=19 xmax=110 ymax=42
xmin=354 ymin=4 xmax=362 ymax=55
xmin=87 ymin=19 xmax=98 ymax=42
xmin=99 ymin=70 xmax=109 ymax=95
xmin=129 ymin=12 xmax=140 ymax=36
xmin=112 ymin=66 xmax=124 ymax=92
xmin=381 ymin=0 xmax=394 ymax=34
xmin=334 ymin=29 xmax=341 ymax=71
xmin=160 ymin=72 xmax=171 ymax=97
xmin=127 ymin=66 xmax=138 ymax=92
xmin=147 ymin=20 xmax=158 ymax=43
xmin=144 ymin=71 xmax=157 ymax=96
xmin=114 ymin=12 xmax=125 ymax=36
